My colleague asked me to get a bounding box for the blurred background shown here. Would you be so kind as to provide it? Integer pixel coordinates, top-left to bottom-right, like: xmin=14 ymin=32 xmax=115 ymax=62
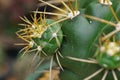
xmin=0 ymin=0 xmax=38 ymax=80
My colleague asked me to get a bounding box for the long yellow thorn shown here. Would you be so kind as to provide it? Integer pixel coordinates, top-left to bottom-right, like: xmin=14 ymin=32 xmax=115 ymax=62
xmin=84 ymin=68 xmax=104 ymax=80
xmin=61 ymin=0 xmax=72 ymax=12
xmin=39 ymin=0 xmax=68 ymax=14
xmin=84 ymin=14 xmax=116 ymax=27
xmin=34 ymin=11 xmax=67 ymax=17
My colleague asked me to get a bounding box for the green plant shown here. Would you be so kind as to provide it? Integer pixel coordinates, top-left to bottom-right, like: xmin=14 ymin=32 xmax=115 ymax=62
xmin=16 ymin=0 xmax=120 ymax=80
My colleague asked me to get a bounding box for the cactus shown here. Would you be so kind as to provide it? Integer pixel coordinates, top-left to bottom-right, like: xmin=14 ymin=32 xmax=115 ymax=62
xmin=16 ymin=0 xmax=120 ymax=80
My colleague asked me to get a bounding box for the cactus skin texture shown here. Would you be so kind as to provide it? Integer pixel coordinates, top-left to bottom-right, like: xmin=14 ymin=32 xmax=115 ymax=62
xmin=16 ymin=0 xmax=120 ymax=80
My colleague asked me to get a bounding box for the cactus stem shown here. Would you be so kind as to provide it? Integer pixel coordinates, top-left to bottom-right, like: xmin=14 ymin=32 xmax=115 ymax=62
xmin=67 ymin=56 xmax=98 ymax=64
xmin=101 ymin=70 xmax=108 ymax=80
xmin=84 ymin=14 xmax=116 ymax=27
xmin=56 ymin=53 xmax=64 ymax=71
xmin=39 ymin=0 xmax=68 ymax=14
xmin=84 ymin=68 xmax=104 ymax=80
xmin=112 ymin=70 xmax=118 ymax=80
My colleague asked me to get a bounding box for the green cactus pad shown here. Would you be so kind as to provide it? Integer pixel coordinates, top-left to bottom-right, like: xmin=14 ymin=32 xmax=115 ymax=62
xmin=33 ymin=19 xmax=63 ymax=56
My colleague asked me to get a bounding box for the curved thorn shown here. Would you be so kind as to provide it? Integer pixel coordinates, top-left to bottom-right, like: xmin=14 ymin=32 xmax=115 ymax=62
xmin=49 ymin=56 xmax=54 ymax=80
xmin=56 ymin=53 xmax=64 ymax=71
xmin=41 ymin=50 xmax=47 ymax=56
xmin=84 ymin=68 xmax=104 ymax=80
xmin=107 ymin=0 xmax=119 ymax=22
xmin=20 ymin=46 xmax=30 ymax=58
xmin=101 ymin=70 xmax=109 ymax=80
xmin=35 ymin=58 xmax=45 ymax=70
xmin=112 ymin=70 xmax=118 ymax=80
xmin=32 ymin=50 xmax=40 ymax=63
xmin=67 ymin=56 xmax=98 ymax=64
xmin=27 ymin=48 xmax=37 ymax=53
xmin=102 ymin=29 xmax=120 ymax=41
xmin=16 ymin=32 xmax=30 ymax=43
xmin=58 ymin=51 xmax=64 ymax=58
xmin=55 ymin=37 xmax=60 ymax=47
